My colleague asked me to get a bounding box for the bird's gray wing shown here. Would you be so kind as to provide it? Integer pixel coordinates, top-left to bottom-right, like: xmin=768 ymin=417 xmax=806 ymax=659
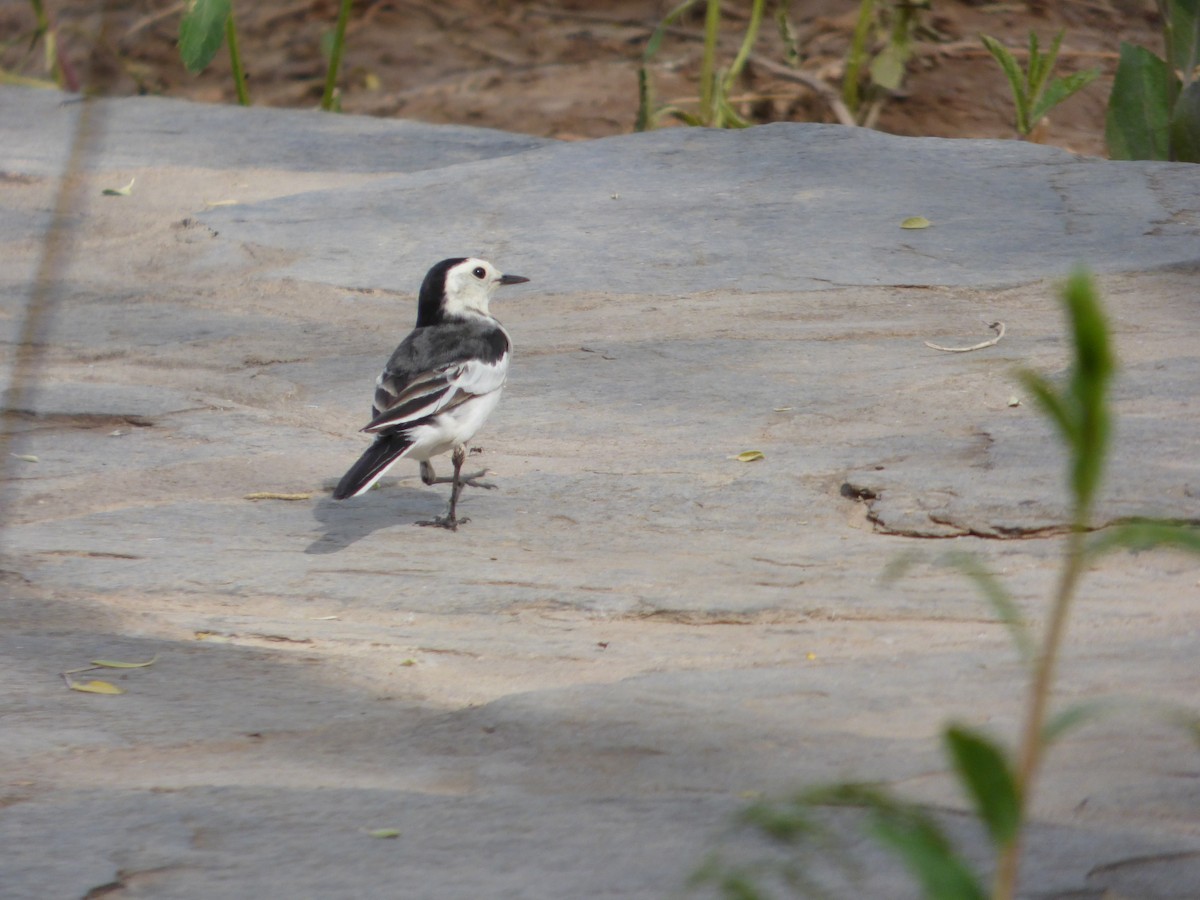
xmin=361 ymin=326 xmax=509 ymax=434
xmin=359 ymin=361 xmax=500 ymax=433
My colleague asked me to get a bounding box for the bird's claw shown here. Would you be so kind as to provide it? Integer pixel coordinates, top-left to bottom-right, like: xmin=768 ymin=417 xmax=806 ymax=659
xmin=416 ymin=515 xmax=468 ymax=531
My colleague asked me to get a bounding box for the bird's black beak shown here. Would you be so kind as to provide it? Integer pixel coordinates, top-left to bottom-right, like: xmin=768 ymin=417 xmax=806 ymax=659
xmin=499 ymin=274 xmax=530 ymax=286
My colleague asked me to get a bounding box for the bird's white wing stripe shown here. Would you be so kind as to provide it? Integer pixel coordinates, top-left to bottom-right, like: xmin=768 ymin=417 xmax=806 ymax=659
xmin=363 ymin=357 xmax=507 ymax=434
xmin=450 ymin=356 xmax=508 ymax=397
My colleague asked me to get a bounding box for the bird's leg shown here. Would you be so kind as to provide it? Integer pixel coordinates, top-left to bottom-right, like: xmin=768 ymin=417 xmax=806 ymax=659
xmin=417 ymin=447 xmax=494 ymax=530
xmin=419 ymin=460 xmax=438 ymax=486
xmin=418 ymin=450 xmax=495 ymax=489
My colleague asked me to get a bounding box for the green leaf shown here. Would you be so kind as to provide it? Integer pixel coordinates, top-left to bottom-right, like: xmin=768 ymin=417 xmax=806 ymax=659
xmin=1106 ymin=42 xmax=1178 ymax=160
xmin=807 ymin=785 xmax=987 ymax=900
xmin=366 ymin=828 xmax=400 ymax=839
xmin=869 ymin=805 xmax=987 ymax=900
xmin=1170 ymin=78 xmax=1200 ymax=162
xmin=1042 ymin=699 xmax=1114 ymax=746
xmin=1027 ymin=30 xmax=1064 ymax=102
xmin=659 ymin=106 xmax=705 ymax=127
xmin=869 ymin=42 xmax=907 ymax=92
xmin=942 ymin=551 xmax=1034 ymax=663
xmin=944 ymin=725 xmax=1021 ymax=848
xmin=740 ymin=799 xmax=813 ymax=843
xmin=1030 ymin=69 xmax=1101 ymax=126
xmin=1017 ymin=370 xmax=1074 ymax=446
xmin=900 ymin=215 xmax=931 ymax=229
xmin=179 ymin=0 xmax=232 ymax=74
xmin=981 ymin=34 xmax=1031 ymax=132
xmin=1062 ymin=270 xmax=1113 ymax=510
xmin=643 ymin=0 xmax=700 ymax=62
xmin=1164 ymin=0 xmax=1200 ymax=75
xmin=1086 ymin=519 xmax=1200 ymax=559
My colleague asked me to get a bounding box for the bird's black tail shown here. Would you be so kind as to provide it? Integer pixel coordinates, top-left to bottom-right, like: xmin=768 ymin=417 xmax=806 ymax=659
xmin=333 ymin=433 xmax=414 ymax=500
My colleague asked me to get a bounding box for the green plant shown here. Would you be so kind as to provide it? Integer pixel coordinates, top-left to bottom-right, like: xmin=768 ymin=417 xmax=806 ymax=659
xmin=1 ymin=0 xmax=79 ymax=90
xmin=637 ymin=0 xmax=766 ymax=130
xmin=178 ymin=0 xmax=354 ymax=111
xmin=843 ymin=0 xmax=928 ymax=128
xmin=635 ymin=0 xmax=926 ymax=131
xmin=691 ymin=271 xmax=1200 ymax=899
xmin=981 ymin=30 xmax=1100 ymax=139
xmin=321 ymin=0 xmax=355 ymax=112
xmin=179 ymin=0 xmax=249 ymax=105
xmin=1106 ymin=0 xmax=1200 ymax=162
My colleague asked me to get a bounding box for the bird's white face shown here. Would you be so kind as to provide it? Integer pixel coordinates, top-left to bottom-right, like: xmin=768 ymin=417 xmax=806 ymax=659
xmin=442 ymin=258 xmax=505 ymax=319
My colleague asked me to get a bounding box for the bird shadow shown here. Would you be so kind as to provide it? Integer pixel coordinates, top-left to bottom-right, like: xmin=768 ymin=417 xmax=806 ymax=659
xmin=304 ymin=480 xmax=446 ymax=554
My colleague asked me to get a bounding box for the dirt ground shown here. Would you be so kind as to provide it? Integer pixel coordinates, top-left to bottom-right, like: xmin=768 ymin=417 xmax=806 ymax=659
xmin=3 ymin=1 xmax=1163 ymax=158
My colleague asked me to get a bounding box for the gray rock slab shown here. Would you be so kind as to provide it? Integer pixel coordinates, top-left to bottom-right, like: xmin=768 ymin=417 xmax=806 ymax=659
xmin=0 ymin=88 xmax=553 ymax=177
xmin=193 ymin=124 xmax=1200 ymax=294
xmin=2 ymin=88 xmax=1200 ymax=898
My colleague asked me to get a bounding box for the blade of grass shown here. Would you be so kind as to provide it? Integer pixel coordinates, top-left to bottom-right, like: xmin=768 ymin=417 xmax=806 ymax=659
xmin=225 ymin=11 xmax=249 ymax=105
xmin=321 ymin=0 xmax=354 ymax=111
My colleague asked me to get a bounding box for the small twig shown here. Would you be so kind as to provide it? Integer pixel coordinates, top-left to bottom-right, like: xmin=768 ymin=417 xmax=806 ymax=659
xmin=121 ymin=2 xmax=186 ymax=41
xmin=925 ymin=321 xmax=1006 ymax=353
xmin=747 ymin=54 xmax=857 ymax=126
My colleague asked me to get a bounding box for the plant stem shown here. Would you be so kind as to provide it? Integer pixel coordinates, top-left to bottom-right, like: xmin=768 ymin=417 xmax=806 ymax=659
xmin=992 ymin=520 xmax=1088 ymax=900
xmin=728 ymin=0 xmax=765 ymax=81
xmin=843 ymin=0 xmax=874 ymax=116
xmin=322 ymin=0 xmax=354 ymax=112
xmin=225 ymin=11 xmax=249 ymax=106
xmin=700 ymin=0 xmax=721 ymax=124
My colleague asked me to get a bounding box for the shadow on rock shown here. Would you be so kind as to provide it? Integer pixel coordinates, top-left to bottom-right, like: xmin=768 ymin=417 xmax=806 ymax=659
xmin=304 ymin=483 xmax=442 ymax=554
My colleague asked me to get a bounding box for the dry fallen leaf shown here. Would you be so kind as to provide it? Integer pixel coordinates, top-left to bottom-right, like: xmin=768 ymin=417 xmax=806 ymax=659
xmin=91 ymin=655 xmax=158 ymax=669
xmin=69 ymin=679 xmax=125 ymax=695
xmin=729 ymin=450 xmax=765 ymax=462
xmin=102 ymin=177 xmax=135 ymax=197
xmin=243 ymin=492 xmax=312 ymax=501
xmin=367 ymin=828 xmax=401 ymax=839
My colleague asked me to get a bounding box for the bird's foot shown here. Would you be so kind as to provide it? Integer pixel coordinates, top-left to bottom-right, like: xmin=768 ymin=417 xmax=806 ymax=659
xmin=416 ymin=514 xmax=469 ymax=531
xmin=425 ymin=469 xmax=496 ymax=490
xmin=461 ymin=470 xmax=496 ymax=490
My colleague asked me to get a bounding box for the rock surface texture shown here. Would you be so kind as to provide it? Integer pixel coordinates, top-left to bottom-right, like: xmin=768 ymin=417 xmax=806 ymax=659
xmin=2 ymin=87 xmax=1199 ymax=899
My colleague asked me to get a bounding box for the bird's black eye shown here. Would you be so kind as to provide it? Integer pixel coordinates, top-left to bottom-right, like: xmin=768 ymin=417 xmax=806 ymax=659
xmin=472 ymin=267 xmax=486 ymax=279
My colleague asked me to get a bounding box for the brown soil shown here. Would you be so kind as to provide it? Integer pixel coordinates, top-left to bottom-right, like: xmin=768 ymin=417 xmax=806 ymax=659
xmin=3 ymin=2 xmax=1163 ymax=156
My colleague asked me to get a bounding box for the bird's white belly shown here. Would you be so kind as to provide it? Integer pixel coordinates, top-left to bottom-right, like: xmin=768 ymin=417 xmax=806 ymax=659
xmin=406 ymin=388 xmax=503 ymax=461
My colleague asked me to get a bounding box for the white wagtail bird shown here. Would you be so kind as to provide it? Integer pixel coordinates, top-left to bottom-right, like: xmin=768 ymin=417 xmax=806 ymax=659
xmin=333 ymin=257 xmax=529 ymax=530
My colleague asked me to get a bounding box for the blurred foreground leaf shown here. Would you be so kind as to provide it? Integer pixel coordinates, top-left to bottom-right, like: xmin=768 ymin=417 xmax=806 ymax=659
xmin=945 ymin=725 xmax=1020 ymax=847
xmin=179 ymin=0 xmax=231 ymax=74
